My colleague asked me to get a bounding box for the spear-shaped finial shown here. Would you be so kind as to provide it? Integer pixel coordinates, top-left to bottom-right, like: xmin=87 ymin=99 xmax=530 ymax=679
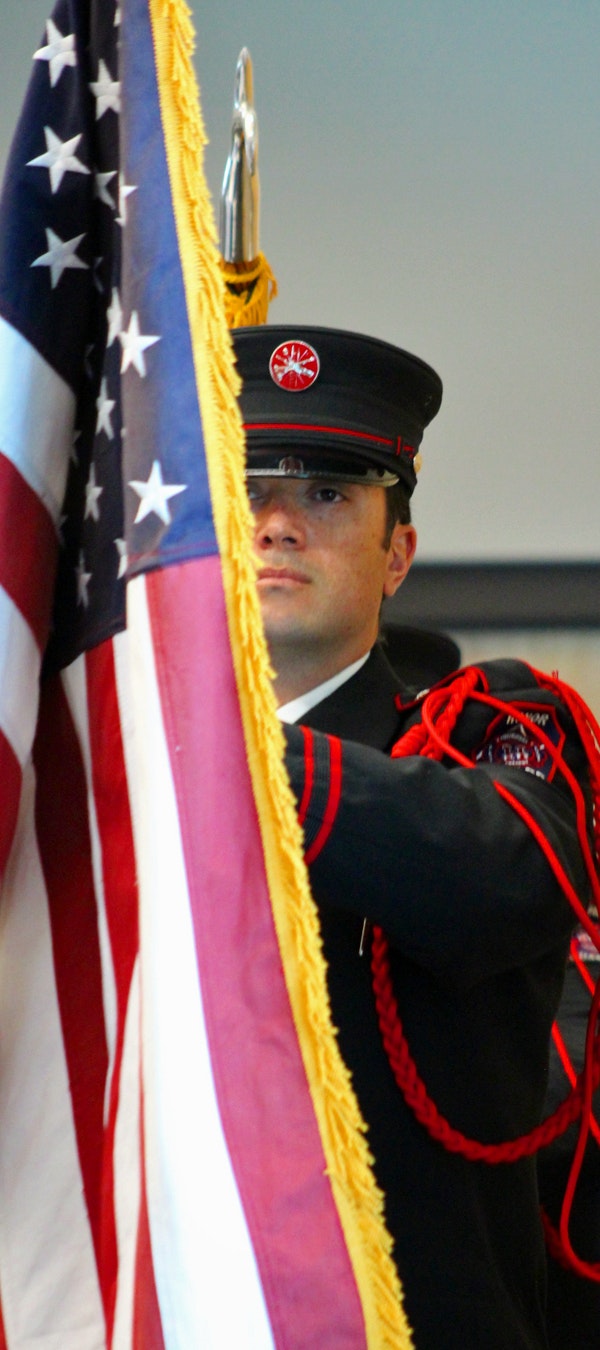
xmin=219 ymin=48 xmax=259 ymax=264
xmin=218 ymin=49 xmax=277 ymax=326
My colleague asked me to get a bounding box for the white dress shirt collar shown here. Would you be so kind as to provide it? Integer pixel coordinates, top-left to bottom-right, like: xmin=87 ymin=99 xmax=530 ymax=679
xmin=276 ymin=651 xmax=371 ymax=724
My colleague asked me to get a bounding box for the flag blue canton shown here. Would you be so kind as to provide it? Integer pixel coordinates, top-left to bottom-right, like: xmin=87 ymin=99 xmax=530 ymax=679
xmin=0 ymin=0 xmax=218 ymax=674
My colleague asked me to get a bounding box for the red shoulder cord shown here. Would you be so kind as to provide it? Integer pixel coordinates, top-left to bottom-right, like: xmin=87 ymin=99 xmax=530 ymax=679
xmin=371 ymin=663 xmax=600 ymax=1280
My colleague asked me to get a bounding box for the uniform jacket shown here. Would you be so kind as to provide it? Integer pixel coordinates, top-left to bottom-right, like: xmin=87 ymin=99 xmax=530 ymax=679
xmin=283 ymin=644 xmax=591 ymax=1350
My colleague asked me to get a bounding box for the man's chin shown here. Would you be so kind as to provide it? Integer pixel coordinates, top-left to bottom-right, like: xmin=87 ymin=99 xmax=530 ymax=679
xmin=262 ymin=618 xmax=314 ymax=647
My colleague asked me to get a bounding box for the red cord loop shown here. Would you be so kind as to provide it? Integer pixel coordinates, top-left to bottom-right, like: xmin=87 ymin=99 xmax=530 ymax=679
xmin=372 ymin=664 xmax=600 ymax=1279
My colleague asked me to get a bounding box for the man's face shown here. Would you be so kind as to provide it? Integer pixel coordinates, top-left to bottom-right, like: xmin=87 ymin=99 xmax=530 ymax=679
xmin=247 ymin=474 xmax=416 ymax=675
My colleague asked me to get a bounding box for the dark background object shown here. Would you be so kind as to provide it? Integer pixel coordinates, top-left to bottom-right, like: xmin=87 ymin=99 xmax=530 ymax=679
xmin=386 ymin=562 xmax=600 ymax=630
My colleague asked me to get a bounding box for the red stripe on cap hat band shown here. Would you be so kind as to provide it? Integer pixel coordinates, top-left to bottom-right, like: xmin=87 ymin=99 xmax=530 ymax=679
xmin=244 ymin=422 xmax=396 ymax=448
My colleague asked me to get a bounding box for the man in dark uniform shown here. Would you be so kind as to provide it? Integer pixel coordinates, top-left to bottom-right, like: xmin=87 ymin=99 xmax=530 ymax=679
xmin=233 ymin=324 xmax=594 ymax=1350
xmin=538 ymin=939 xmax=600 ymax=1349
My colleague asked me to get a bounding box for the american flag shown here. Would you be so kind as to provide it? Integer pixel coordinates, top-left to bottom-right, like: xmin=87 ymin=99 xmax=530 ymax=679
xmin=0 ymin=1 xmax=410 ymax=1347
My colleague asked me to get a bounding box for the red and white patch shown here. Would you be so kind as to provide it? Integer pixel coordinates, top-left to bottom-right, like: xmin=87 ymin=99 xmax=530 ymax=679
xmin=269 ymin=340 xmax=320 ymax=391
xmin=475 ymin=705 xmax=565 ymax=781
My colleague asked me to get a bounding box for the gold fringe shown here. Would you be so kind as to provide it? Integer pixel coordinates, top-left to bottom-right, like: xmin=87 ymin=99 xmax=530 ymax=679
xmin=148 ymin=3 xmax=413 ymax=1344
xmin=220 ymin=252 xmax=278 ymax=328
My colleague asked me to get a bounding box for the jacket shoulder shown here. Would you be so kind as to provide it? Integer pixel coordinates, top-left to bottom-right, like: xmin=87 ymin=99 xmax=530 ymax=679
xmin=463 ymin=657 xmax=551 ymax=696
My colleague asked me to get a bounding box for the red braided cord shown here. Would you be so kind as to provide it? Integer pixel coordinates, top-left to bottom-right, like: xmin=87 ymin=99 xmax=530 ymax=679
xmin=552 ymin=954 xmax=600 ymax=1148
xmin=552 ymin=1021 xmax=578 ymax=1089
xmin=541 ymin=1210 xmax=580 ymax=1271
xmin=553 ymin=977 xmax=600 ymax=1281
xmin=390 ymin=665 xmax=481 ymax=761
xmin=371 ymin=922 xmax=600 ymax=1161
xmin=532 ymin=667 xmax=600 ymax=855
xmin=371 ymin=664 xmax=600 ymax=1277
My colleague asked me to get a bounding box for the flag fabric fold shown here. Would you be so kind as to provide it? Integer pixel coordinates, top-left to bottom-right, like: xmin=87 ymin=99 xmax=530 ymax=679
xmin=0 ymin=1 xmax=411 ymax=1345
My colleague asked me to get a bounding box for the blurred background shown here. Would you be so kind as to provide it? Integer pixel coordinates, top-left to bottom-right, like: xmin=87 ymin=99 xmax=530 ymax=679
xmin=2 ymin=1 xmax=599 ymax=702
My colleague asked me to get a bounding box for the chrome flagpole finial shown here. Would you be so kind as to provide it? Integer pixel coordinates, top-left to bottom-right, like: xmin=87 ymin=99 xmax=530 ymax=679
xmin=219 ymin=48 xmax=260 ymax=264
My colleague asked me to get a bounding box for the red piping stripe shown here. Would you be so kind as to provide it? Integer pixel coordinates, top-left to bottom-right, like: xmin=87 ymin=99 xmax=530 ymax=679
xmin=245 ymin=422 xmax=395 ymax=447
xmin=305 ymin=736 xmax=342 ymax=864
xmin=298 ymin=725 xmax=315 ymax=826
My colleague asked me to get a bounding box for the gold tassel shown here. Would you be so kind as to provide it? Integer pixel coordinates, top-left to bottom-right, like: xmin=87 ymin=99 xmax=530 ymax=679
xmin=220 ymin=251 xmax=278 ymax=327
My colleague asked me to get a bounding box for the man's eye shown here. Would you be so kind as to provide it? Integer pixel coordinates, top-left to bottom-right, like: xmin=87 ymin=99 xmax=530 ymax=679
xmin=314 ymin=487 xmax=343 ymax=503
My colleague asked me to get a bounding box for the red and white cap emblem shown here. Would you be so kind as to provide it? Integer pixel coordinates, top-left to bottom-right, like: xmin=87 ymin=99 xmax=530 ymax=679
xmin=269 ymin=340 xmax=320 ymax=391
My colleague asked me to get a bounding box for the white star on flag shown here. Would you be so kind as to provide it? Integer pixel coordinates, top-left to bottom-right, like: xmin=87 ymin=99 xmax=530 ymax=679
xmin=33 ymin=19 xmax=77 ymax=87
xmin=85 ymin=464 xmax=103 ymax=522
xmin=106 ymin=289 xmax=123 ymax=346
xmin=94 ymin=169 xmax=117 ymax=209
xmin=129 ymin=460 xmax=187 ymax=526
xmin=27 ymin=127 xmax=90 ymax=194
xmin=89 ymin=60 xmax=121 ymax=119
xmin=117 ymin=173 xmax=137 ymax=226
xmin=119 ymin=311 xmax=160 ymax=377
xmin=96 ymin=377 xmax=116 ymax=439
xmin=31 ymin=228 xmax=88 ymax=288
xmin=76 ymin=552 xmax=92 ymax=608
xmin=115 ymin=538 xmax=128 ymax=579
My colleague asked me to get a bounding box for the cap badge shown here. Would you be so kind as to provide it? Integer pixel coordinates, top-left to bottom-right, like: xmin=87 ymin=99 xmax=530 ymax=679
xmin=277 ymin=456 xmax=305 ymax=474
xmin=269 ymin=340 xmax=320 ymax=392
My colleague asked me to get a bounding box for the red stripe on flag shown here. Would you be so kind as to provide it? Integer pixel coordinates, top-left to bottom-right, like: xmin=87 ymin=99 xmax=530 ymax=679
xmin=32 ymin=673 xmax=109 ymax=1300
xmin=0 ymin=452 xmax=57 ymax=650
xmin=85 ymin=641 xmax=140 ymax=1339
xmin=145 ymin=559 xmax=366 ymax=1348
xmin=0 ymin=730 xmax=22 ymax=879
xmin=86 ymin=642 xmax=138 ymax=1003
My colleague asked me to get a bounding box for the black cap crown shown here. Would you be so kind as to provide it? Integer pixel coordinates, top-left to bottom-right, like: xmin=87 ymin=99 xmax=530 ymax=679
xmin=232 ymin=325 xmax=443 ymax=495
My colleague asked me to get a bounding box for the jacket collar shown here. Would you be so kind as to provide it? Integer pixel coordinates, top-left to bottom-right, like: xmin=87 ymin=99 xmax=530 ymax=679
xmin=300 ymin=643 xmax=407 ymax=752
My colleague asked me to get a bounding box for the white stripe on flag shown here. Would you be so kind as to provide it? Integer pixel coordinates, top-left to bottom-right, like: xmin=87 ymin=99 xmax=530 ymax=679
xmin=0 ymin=762 xmax=105 ymax=1349
xmin=120 ymin=576 xmax=275 ymax=1350
xmin=0 ymin=316 xmax=74 ymax=523
xmin=0 ymin=585 xmax=42 ymax=766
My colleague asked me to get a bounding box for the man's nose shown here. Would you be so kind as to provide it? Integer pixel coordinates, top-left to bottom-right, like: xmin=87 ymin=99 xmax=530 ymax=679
xmin=254 ymin=501 xmax=306 ymax=549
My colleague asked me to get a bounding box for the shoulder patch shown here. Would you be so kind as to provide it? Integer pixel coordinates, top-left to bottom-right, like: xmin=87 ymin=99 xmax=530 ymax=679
xmin=474 ymin=704 xmax=565 ymax=782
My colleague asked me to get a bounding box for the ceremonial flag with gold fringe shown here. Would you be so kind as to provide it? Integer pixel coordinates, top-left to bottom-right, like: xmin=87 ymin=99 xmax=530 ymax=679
xmin=0 ymin=1 xmax=411 ymax=1345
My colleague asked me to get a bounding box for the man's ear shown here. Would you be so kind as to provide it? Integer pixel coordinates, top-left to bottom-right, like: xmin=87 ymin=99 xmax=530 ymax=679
xmin=383 ymin=523 xmax=417 ymax=598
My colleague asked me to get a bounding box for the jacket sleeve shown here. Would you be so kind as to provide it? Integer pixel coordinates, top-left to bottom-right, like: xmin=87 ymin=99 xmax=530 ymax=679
xmin=283 ymin=676 xmax=591 ymax=986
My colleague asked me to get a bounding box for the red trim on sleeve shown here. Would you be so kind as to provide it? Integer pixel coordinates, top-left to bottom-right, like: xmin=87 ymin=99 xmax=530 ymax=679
xmin=297 ymin=725 xmax=315 ymax=826
xmin=305 ymin=736 xmax=343 ymax=864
